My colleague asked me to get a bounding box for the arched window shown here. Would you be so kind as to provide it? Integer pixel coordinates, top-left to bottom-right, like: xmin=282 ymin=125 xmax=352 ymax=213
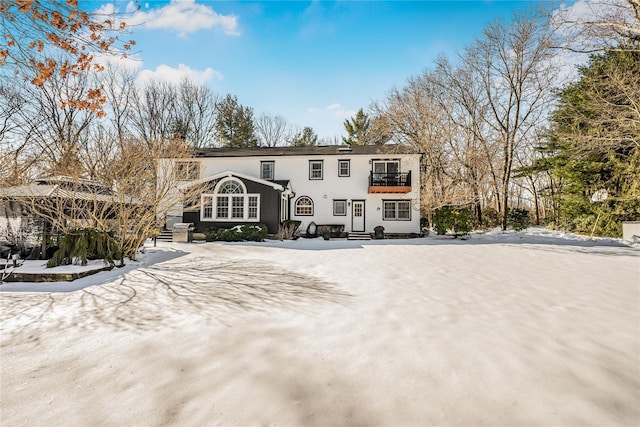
xmin=218 ymin=179 xmax=244 ymax=194
xmin=201 ymin=177 xmax=259 ymax=222
xmin=295 ymin=196 xmax=313 ymax=216
xmin=215 ymin=178 xmax=246 ymax=194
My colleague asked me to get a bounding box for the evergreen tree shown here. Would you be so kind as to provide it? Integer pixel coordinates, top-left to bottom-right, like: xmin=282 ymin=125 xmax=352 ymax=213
xmin=289 ymin=126 xmax=318 ymax=147
xmin=535 ymin=46 xmax=640 ymax=236
xmin=215 ymin=94 xmax=259 ymax=148
xmin=342 ymin=108 xmax=370 ymax=145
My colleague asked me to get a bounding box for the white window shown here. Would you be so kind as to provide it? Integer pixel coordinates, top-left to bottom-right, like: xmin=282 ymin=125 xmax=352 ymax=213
xmin=309 ymin=160 xmax=323 ymax=180
xmin=175 ymin=161 xmax=200 ymax=180
xmin=201 ymin=178 xmax=260 ymax=222
xmin=231 ymin=196 xmax=244 ymax=219
xmin=333 ymin=200 xmax=347 ymax=216
xmin=219 ymin=180 xmax=243 ymax=194
xmin=203 ymin=196 xmax=213 ymax=219
xmin=383 ymin=200 xmax=411 ymax=221
xmin=338 ymin=160 xmax=350 ymax=177
xmin=261 ymin=161 xmax=274 ymax=180
xmin=295 ymin=196 xmax=314 ymax=216
xmin=249 ymin=196 xmax=259 ymax=219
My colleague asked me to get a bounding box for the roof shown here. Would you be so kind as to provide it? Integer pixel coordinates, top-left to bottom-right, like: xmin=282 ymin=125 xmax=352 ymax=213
xmin=1 ymin=176 xmax=142 ymax=205
xmin=177 ymin=170 xmax=286 ymax=192
xmin=192 ymin=144 xmax=419 ymax=158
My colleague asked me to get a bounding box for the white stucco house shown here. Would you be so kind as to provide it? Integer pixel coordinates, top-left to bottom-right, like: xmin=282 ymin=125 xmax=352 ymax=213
xmin=162 ymin=145 xmax=422 ymax=237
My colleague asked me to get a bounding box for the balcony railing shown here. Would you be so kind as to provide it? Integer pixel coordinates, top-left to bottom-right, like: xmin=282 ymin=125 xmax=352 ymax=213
xmin=369 ymin=171 xmax=411 ymax=187
xmin=368 ymin=171 xmax=411 ymax=193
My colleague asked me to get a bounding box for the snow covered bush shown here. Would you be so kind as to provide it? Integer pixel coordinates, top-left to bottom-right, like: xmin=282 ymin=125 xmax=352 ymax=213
xmin=204 ymin=224 xmax=267 ymax=242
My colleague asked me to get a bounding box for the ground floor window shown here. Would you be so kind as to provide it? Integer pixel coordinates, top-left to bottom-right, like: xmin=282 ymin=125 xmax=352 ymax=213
xmin=202 ymin=194 xmax=260 ymax=222
xmin=383 ymin=200 xmax=411 ymax=221
xmin=333 ymin=200 xmax=347 ymax=216
xmin=295 ymin=196 xmax=313 ymax=216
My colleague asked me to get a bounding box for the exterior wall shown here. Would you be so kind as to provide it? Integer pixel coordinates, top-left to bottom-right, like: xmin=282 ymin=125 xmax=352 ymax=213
xmin=188 ymin=152 xmax=421 ymax=234
xmin=184 ymin=177 xmax=283 ymax=234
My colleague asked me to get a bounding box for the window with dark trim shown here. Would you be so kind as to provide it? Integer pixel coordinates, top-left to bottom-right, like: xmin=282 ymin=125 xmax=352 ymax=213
xmin=295 ymin=196 xmax=314 ymax=216
xmin=338 ymin=159 xmax=350 ymax=177
xmin=309 ymin=160 xmax=323 ymax=180
xmin=333 ymin=200 xmax=347 ymax=216
xmin=175 ymin=161 xmax=200 ymax=180
xmin=260 ymin=161 xmax=274 ymax=180
xmin=383 ymin=200 xmax=411 ymax=221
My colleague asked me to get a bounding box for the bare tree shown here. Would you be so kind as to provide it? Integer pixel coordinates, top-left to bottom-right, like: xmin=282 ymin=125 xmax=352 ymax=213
xmin=10 ymin=56 xmax=99 ymax=177
xmin=174 ymin=79 xmax=218 ymax=148
xmin=373 ymin=73 xmax=468 ymax=222
xmin=128 ymin=78 xmax=177 ymax=150
xmin=464 ymin=12 xmax=558 ymax=230
xmin=552 ymin=0 xmax=640 ymax=52
xmin=255 ymin=113 xmax=291 ymax=147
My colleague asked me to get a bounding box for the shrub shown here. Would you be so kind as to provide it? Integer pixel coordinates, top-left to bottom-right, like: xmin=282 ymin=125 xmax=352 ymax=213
xmin=205 ymin=224 xmax=267 ymax=242
xmin=480 ymin=207 xmax=501 ymax=229
xmin=47 ymin=228 xmax=123 ymax=268
xmin=433 ymin=206 xmax=473 ymax=236
xmin=277 ymin=220 xmax=301 ymax=240
xmin=507 ymin=208 xmax=531 ymax=231
xmin=238 ymin=224 xmax=268 ymax=241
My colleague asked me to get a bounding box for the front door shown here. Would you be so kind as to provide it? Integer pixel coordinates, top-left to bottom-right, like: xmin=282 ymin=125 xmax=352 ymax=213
xmin=352 ymin=200 xmax=365 ymax=232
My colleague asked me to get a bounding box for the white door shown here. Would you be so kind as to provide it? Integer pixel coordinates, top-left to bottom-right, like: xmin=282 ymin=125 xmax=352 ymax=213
xmin=352 ymin=200 xmax=365 ymax=232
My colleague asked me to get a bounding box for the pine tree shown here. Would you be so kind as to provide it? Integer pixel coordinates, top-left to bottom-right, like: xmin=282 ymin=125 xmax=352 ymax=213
xmin=289 ymin=126 xmax=318 ymax=147
xmin=537 ymin=46 xmax=640 ymax=236
xmin=215 ymin=94 xmax=259 ymax=148
xmin=342 ymin=108 xmax=370 ymax=145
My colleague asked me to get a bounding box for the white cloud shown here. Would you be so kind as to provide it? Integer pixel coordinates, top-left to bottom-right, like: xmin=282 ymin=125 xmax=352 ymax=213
xmin=124 ymin=0 xmax=239 ymax=37
xmin=326 ymin=103 xmax=356 ymax=119
xmin=138 ymin=64 xmax=223 ymax=85
xmin=93 ymin=51 xmax=143 ymax=71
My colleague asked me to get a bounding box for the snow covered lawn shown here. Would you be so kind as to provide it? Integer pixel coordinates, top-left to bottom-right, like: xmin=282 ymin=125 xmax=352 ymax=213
xmin=1 ymin=229 xmax=638 ymax=426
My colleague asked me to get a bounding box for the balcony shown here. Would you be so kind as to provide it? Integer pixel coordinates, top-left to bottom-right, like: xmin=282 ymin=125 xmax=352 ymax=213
xmin=368 ymin=171 xmax=412 ymax=193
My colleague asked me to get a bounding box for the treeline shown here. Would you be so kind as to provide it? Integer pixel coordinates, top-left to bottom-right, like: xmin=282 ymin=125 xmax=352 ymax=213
xmin=367 ymin=8 xmax=639 ymax=236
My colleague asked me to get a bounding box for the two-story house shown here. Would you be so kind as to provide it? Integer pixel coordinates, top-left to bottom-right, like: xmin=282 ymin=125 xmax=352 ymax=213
xmin=163 ymin=145 xmax=421 ymax=236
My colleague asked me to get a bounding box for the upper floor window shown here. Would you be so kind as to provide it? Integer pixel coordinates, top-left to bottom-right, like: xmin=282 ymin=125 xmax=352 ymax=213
xmin=261 ymin=161 xmax=274 ymax=180
xmin=295 ymin=196 xmax=314 ymax=216
xmin=338 ymin=160 xmax=350 ymax=177
xmin=373 ymin=160 xmax=399 ymax=175
xmin=309 ymin=160 xmax=323 ymax=180
xmin=175 ymin=161 xmax=200 ymax=180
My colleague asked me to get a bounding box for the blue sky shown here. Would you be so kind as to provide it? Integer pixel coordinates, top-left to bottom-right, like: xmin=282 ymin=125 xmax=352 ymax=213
xmin=96 ymin=1 xmax=572 ymax=141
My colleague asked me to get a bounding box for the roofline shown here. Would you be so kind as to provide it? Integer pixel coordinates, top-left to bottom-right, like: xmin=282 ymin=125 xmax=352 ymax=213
xmin=190 ymin=144 xmax=419 ymax=158
xmin=177 ymin=170 xmax=285 ymax=191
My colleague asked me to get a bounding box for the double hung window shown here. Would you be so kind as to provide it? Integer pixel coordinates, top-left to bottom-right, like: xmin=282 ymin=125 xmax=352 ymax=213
xmin=309 ymin=160 xmax=323 ymax=180
xmin=382 ymin=200 xmax=411 ymax=221
xmin=338 ymin=160 xmax=350 ymax=177
xmin=175 ymin=161 xmax=200 ymax=180
xmin=260 ymin=161 xmax=274 ymax=180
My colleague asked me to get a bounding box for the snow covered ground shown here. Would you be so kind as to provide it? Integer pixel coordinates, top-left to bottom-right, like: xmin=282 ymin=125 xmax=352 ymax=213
xmin=1 ymin=228 xmax=638 ymax=426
